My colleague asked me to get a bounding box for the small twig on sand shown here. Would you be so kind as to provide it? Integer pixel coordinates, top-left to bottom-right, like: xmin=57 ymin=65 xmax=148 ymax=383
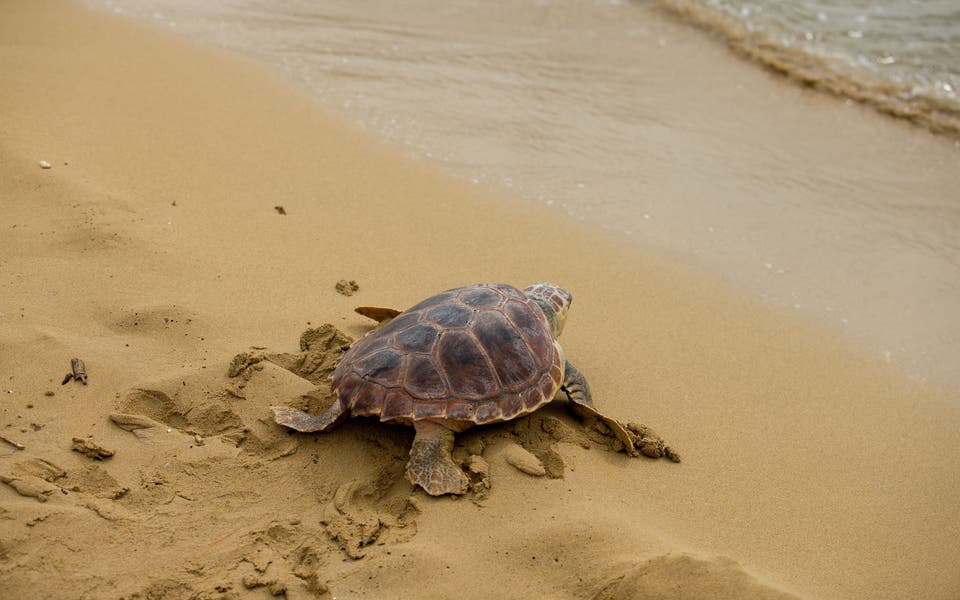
xmin=0 ymin=433 xmax=25 ymax=450
xmin=61 ymin=358 xmax=88 ymax=385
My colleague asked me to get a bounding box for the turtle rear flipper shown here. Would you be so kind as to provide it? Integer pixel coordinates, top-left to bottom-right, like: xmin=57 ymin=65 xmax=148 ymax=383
xmin=272 ymin=399 xmax=346 ymax=433
xmin=405 ymin=420 xmax=468 ymax=496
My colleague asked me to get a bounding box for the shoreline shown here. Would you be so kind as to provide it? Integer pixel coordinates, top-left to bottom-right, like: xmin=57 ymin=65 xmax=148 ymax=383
xmin=80 ymin=0 xmax=960 ymax=397
xmin=656 ymin=0 xmax=960 ymax=139
xmin=2 ymin=1 xmax=960 ymax=598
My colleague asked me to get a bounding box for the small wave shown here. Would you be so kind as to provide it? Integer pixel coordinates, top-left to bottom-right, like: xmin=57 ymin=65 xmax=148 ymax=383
xmin=655 ymin=0 xmax=960 ymax=139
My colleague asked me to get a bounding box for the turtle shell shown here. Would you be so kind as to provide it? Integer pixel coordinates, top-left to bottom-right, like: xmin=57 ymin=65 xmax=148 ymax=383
xmin=331 ymin=283 xmax=564 ymax=425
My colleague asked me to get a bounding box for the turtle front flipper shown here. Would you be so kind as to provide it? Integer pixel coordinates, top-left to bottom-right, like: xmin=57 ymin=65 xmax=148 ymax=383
xmin=561 ymin=359 xmax=593 ymax=407
xmin=405 ymin=420 xmax=469 ymax=496
xmin=562 ymin=360 xmax=639 ymax=457
xmin=272 ymin=398 xmax=347 ymax=433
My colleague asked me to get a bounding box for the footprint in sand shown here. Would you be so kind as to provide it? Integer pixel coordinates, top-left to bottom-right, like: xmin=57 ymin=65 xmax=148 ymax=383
xmin=115 ymin=387 xmax=243 ymax=438
xmin=0 ymin=457 xmax=66 ymax=502
xmin=101 ymin=303 xmax=203 ymax=343
xmin=62 ymin=464 xmax=129 ymax=500
xmin=55 ymin=223 xmax=130 ymax=254
xmin=593 ymin=553 xmax=799 ymax=600
xmin=319 ymin=479 xmax=419 ymax=560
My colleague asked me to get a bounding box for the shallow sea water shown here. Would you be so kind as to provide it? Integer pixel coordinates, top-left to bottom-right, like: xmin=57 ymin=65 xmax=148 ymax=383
xmin=88 ymin=0 xmax=960 ymax=395
xmin=701 ymin=0 xmax=960 ymax=101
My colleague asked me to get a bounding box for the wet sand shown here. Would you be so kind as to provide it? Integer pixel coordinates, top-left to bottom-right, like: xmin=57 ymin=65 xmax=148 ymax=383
xmin=2 ymin=1 xmax=960 ymax=598
xmin=89 ymin=0 xmax=960 ymax=394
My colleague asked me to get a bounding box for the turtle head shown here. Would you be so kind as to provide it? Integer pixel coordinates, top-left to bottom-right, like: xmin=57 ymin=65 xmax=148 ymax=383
xmin=523 ymin=282 xmax=573 ymax=338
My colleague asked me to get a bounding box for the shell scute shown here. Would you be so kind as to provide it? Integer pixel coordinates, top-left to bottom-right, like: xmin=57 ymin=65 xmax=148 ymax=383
xmin=474 ymin=401 xmax=502 ymax=424
xmin=549 ymin=359 xmax=563 ymax=387
xmin=381 ymin=389 xmax=414 ymax=420
xmin=335 ymin=371 xmax=363 ymax=402
xmin=395 ymin=323 xmax=440 ymax=353
xmin=501 ymin=285 xmax=526 ymax=300
xmin=405 ymin=290 xmax=457 ymax=313
xmin=499 ymin=394 xmax=524 ymax=420
xmin=403 ymin=354 xmax=448 ymax=399
xmin=348 ymin=330 xmax=391 ymax=360
xmin=413 ymin=400 xmax=446 ymax=419
xmin=425 ymin=303 xmax=473 ymax=327
xmin=352 ymin=349 xmax=403 ymax=387
xmin=538 ymin=373 xmax=559 ymax=405
xmin=351 ymin=382 xmax=386 ymax=416
xmin=473 ymin=310 xmax=538 ymax=392
xmin=504 ymin=299 xmax=555 ymax=370
xmin=445 ymin=400 xmax=477 ymax=421
xmin=438 ymin=330 xmax=500 ymax=399
xmin=379 ymin=310 xmax=421 ymax=334
xmin=459 ymin=286 xmax=504 ymax=309
xmin=523 ymin=386 xmax=545 ymax=411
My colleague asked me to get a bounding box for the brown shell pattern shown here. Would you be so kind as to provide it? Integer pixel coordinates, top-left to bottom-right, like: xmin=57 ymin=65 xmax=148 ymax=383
xmin=331 ymin=284 xmax=562 ymax=425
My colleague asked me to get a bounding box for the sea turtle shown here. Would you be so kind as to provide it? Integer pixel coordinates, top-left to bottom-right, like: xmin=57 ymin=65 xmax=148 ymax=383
xmin=272 ymin=282 xmax=639 ymax=495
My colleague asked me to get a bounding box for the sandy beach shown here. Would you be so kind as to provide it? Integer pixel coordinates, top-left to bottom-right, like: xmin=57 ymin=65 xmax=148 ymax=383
xmin=2 ymin=1 xmax=960 ymax=598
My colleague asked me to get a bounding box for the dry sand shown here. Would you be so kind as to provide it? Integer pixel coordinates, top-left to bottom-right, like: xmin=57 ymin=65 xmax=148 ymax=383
xmin=1 ymin=1 xmax=959 ymax=598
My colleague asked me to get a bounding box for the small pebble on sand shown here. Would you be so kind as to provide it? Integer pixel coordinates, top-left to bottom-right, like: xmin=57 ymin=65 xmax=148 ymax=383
xmin=39 ymin=160 xmax=52 ymax=169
